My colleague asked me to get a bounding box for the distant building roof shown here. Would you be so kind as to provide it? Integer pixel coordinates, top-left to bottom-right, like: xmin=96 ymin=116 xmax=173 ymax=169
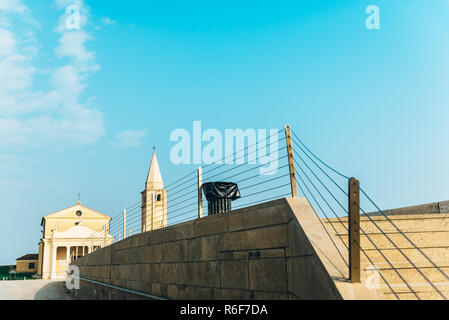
xmin=16 ymin=254 xmax=38 ymax=261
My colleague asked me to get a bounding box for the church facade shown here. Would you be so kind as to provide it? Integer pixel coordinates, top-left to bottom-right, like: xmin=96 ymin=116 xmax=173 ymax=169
xmin=37 ymin=202 xmax=114 ymax=280
xmin=33 ymin=150 xmax=166 ymax=280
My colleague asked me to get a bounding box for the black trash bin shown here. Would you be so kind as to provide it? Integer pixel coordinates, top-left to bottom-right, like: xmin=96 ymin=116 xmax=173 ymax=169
xmin=202 ymin=182 xmax=241 ymax=215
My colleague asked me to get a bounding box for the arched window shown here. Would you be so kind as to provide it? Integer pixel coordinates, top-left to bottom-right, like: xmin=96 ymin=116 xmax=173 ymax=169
xmin=157 ymin=194 xmax=162 ymax=201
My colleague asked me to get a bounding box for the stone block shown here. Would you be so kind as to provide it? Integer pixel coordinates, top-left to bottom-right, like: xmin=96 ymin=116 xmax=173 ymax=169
xmin=127 ymin=248 xmax=140 ymax=264
xmin=286 ymin=256 xmax=341 ymax=300
xmin=249 ymin=258 xmax=287 ymax=291
xmin=220 ymin=225 xmax=289 ymax=252
xmin=252 ymin=291 xmax=289 ymax=300
xmin=142 ymin=264 xmax=151 ymax=282
xmin=227 ymin=200 xmax=290 ymax=232
xmin=161 ymin=263 xmax=177 ymax=284
xmin=191 ymin=261 xmax=220 ymax=287
xmin=110 ymin=249 xmax=121 ymax=265
xmin=161 ymin=223 xmax=194 ymax=242
xmin=133 ymin=281 xmax=148 ymax=294
xmin=111 ymin=265 xmax=120 ymax=280
xmin=152 ymin=283 xmax=161 ymax=296
xmin=176 ymin=263 xmax=193 ymax=285
xmin=143 ymin=244 xmax=162 ymax=263
xmin=218 ymin=251 xmax=234 ymax=260
xmin=145 ymin=228 xmax=165 ymax=245
xmin=220 ymin=289 xmax=250 ymax=300
xmin=285 ymin=219 xmax=314 ymax=257
xmin=120 ymin=237 xmax=134 ymax=250
xmin=221 ymin=260 xmax=249 ymax=289
xmin=201 ymin=235 xmax=221 ymax=261
xmin=134 ymin=246 xmax=146 ymax=263
xmin=176 ymin=285 xmax=192 ymax=300
xmin=167 ymin=284 xmax=178 ymax=299
xmin=119 ymin=265 xmax=130 ymax=280
xmin=160 ymin=284 xmax=168 ymax=298
xmin=127 ymin=280 xmax=139 ymax=292
xmin=232 ymin=251 xmax=248 ymax=260
xmin=149 ymin=263 xmax=162 ymax=283
xmin=161 ymin=240 xmax=186 ymax=263
xmin=190 ymin=286 xmax=220 ymax=300
xmin=193 ymin=215 xmax=229 ymax=237
xmin=186 ymin=237 xmax=202 ymax=261
xmin=136 ymin=233 xmax=146 ymax=247
xmin=260 ymin=249 xmax=285 ymax=258
xmin=136 ymin=264 xmax=146 ymax=281
xmin=114 ymin=249 xmax=133 ymax=265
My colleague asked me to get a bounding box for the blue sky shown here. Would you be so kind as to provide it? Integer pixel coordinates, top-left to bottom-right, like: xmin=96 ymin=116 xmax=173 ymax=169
xmin=1 ymin=0 xmax=449 ymax=264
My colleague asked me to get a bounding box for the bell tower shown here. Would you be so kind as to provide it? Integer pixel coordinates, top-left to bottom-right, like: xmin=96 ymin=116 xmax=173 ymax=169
xmin=141 ymin=148 xmax=167 ymax=232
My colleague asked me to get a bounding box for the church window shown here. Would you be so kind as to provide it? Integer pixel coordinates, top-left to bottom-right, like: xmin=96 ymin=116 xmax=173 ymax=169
xmin=76 ymin=210 xmax=83 ymax=217
xmin=157 ymin=194 xmax=162 ymax=201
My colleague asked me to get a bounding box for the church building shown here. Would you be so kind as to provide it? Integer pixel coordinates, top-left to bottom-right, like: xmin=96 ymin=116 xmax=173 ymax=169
xmin=37 ymin=202 xmax=113 ymax=280
xmin=141 ymin=149 xmax=167 ymax=232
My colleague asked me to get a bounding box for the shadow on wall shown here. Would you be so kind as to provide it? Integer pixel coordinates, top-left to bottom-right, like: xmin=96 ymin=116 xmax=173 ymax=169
xmin=34 ymin=281 xmax=73 ymax=300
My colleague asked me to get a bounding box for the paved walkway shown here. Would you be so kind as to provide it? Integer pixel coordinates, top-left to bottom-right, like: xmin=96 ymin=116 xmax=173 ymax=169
xmin=0 ymin=280 xmax=73 ymax=300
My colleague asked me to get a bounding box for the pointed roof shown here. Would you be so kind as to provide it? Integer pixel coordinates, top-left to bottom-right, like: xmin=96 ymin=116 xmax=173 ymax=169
xmin=146 ymin=149 xmax=164 ymax=190
xmin=16 ymin=254 xmax=38 ymax=261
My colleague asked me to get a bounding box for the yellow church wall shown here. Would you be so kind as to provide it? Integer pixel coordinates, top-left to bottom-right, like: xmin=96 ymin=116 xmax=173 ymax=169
xmin=41 ymin=242 xmax=51 ymax=280
xmin=37 ymin=242 xmax=43 ymax=276
xmin=16 ymin=260 xmax=38 ymax=274
xmin=56 ymin=247 xmax=67 ymax=275
xmin=43 ymin=218 xmax=109 ymax=238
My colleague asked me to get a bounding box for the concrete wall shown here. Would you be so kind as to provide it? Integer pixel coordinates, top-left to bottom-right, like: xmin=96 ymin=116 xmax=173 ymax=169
xmin=326 ymin=205 xmax=449 ymax=299
xmin=72 ymin=198 xmax=346 ymax=300
xmin=367 ymin=200 xmax=449 ymax=216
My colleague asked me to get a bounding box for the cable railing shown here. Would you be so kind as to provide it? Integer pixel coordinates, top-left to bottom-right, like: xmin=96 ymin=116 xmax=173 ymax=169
xmin=87 ymin=127 xmax=291 ymax=253
xmin=83 ymin=124 xmax=447 ymax=300
xmin=289 ymin=127 xmax=448 ymax=300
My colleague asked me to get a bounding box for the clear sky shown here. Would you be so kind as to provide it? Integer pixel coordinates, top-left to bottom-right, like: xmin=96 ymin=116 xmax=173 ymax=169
xmin=1 ymin=0 xmax=449 ymax=265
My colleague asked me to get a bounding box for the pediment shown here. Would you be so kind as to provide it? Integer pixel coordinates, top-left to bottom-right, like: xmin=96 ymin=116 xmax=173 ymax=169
xmin=44 ymin=203 xmax=111 ymax=220
xmin=52 ymin=225 xmax=114 ymax=240
xmin=53 ymin=225 xmax=97 ymax=239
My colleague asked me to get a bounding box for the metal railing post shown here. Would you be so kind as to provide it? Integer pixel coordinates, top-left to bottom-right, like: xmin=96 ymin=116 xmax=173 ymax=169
xmin=349 ymin=177 xmax=361 ymax=283
xmin=285 ymin=125 xmax=298 ymax=197
xmin=123 ymin=209 xmax=127 ymax=239
xmin=104 ymin=224 xmax=107 ymax=247
xmin=198 ymin=167 xmax=203 ymax=218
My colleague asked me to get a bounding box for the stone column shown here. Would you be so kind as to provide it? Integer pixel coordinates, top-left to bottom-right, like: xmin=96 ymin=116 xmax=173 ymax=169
xmin=51 ymin=245 xmax=57 ymax=279
xmin=66 ymin=246 xmax=71 ymax=266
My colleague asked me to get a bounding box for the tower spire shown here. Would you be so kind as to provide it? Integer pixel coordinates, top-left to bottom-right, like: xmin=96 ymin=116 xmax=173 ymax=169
xmin=146 ymin=148 xmax=164 ymax=190
xmin=142 ymin=147 xmax=167 ymax=232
